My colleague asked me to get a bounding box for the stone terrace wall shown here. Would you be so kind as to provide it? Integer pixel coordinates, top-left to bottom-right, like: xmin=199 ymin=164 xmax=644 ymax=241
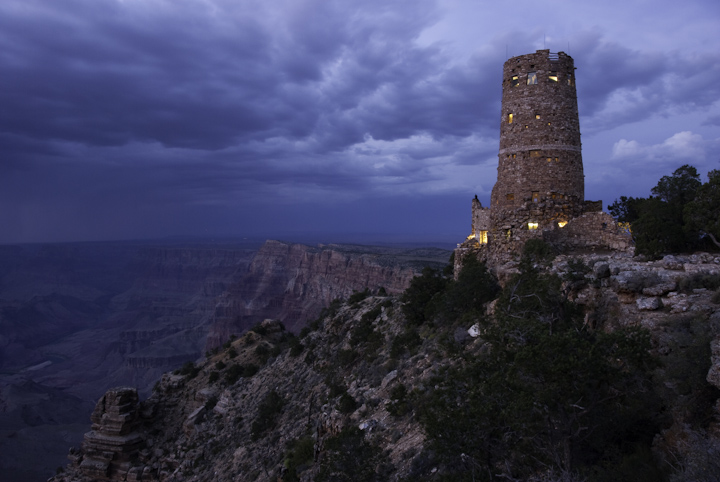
xmin=544 ymin=211 xmax=633 ymax=254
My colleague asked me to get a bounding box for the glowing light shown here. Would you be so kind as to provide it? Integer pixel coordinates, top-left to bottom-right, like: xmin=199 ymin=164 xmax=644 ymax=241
xmin=528 ymin=222 xmax=539 ymax=230
xmin=558 ymin=221 xmax=568 ymax=228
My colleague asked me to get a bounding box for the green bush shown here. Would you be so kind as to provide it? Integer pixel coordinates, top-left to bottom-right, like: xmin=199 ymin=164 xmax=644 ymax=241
xmin=316 ymin=427 xmax=390 ymax=482
xmin=338 ymin=392 xmax=357 ymax=414
xmin=348 ymin=288 xmax=370 ymax=305
xmin=416 ymin=246 xmax=659 ymax=480
xmin=251 ymin=390 xmax=285 ymax=440
xmin=387 ymin=384 xmax=410 ymax=417
xmin=283 ymin=436 xmax=315 ymax=482
xmin=401 ymin=266 xmax=448 ymax=325
xmin=390 ymin=330 xmax=422 ymax=358
xmin=336 ymin=349 xmax=358 ymax=367
xmin=177 ymin=361 xmax=201 ymax=379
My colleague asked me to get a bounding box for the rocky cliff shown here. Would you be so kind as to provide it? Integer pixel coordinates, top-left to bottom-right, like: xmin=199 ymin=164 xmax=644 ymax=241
xmin=0 ymin=239 xmax=449 ymax=481
xmin=52 ymin=250 xmax=720 ymax=482
xmin=204 ymin=241 xmax=441 ymax=347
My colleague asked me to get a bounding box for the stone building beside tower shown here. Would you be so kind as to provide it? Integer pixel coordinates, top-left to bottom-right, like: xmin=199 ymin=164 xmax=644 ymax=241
xmin=462 ymin=50 xmax=631 ymax=264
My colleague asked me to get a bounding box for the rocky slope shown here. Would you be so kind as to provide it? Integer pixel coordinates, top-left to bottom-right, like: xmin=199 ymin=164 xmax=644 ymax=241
xmin=52 ymin=250 xmax=720 ymax=482
xmin=0 ymin=239 xmax=450 ymax=481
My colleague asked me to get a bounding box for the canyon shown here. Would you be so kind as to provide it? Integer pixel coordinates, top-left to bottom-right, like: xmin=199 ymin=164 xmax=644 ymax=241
xmin=0 ymin=239 xmax=450 ymax=481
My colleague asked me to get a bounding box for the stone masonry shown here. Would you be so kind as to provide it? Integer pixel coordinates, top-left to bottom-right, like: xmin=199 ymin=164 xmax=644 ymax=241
xmin=460 ymin=50 xmax=631 ymax=266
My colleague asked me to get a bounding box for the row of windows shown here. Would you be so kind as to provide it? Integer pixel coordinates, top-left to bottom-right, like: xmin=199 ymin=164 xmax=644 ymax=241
xmin=510 ymin=71 xmax=573 ymax=86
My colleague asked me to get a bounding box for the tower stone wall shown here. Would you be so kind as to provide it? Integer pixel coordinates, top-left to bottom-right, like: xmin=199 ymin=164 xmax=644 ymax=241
xmin=459 ymin=50 xmax=631 ymax=267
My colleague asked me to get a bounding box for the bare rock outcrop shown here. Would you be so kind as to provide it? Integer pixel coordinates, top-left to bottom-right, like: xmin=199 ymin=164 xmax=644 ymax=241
xmin=71 ymin=387 xmax=147 ymax=480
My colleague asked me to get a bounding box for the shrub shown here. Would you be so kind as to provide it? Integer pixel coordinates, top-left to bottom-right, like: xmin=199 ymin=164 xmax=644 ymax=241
xmin=348 ymin=288 xmax=370 ymax=305
xmin=387 ymin=384 xmax=410 ymax=417
xmin=208 ymin=371 xmax=219 ymax=383
xmin=227 ymin=347 xmax=238 ymax=359
xmin=251 ymin=390 xmax=285 ymax=440
xmin=177 ymin=361 xmax=201 ymax=379
xmin=289 ymin=337 xmax=305 ymax=357
xmin=284 ymin=436 xmax=315 ymax=482
xmin=215 ymin=360 xmax=226 ymax=370
xmin=338 ymin=392 xmax=358 ymax=414
xmin=390 ymin=330 xmax=422 ymax=358
xmin=316 ymin=427 xmax=390 ymax=482
xmin=401 ymin=266 xmax=448 ymax=325
xmin=337 ymin=349 xmax=358 ymax=367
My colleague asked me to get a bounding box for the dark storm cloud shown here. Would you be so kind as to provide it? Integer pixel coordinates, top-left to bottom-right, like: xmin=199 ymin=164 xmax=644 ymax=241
xmin=574 ymin=33 xmax=720 ymax=132
xmin=1 ymin=0 xmax=718 ymax=243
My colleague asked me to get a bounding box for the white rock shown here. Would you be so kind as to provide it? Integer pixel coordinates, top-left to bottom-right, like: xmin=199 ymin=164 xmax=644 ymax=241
xmin=468 ymin=324 xmax=481 ymax=338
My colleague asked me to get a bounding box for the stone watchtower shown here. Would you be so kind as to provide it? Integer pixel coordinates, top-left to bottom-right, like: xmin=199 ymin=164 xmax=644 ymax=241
xmin=462 ymin=50 xmax=631 ymax=263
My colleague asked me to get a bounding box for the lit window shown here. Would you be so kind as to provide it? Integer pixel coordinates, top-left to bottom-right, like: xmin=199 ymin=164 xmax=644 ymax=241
xmin=535 ymin=114 xmax=540 ymax=119
xmin=511 ymin=75 xmax=519 ymax=86
xmin=529 ymin=150 xmax=541 ymax=157
xmin=532 ymin=191 xmax=539 ymax=202
xmin=524 ymin=125 xmax=529 ymax=129
xmin=555 ymin=157 xmax=559 ymax=162
xmin=506 ymin=193 xmax=514 ymax=201
xmin=547 ymin=122 xmax=551 ymax=126
xmin=549 ymin=71 xmax=558 ymax=82
xmin=528 ymin=222 xmax=539 ymax=230
xmin=479 ymin=231 xmax=488 ymax=244
xmin=508 ymin=113 xmax=513 ymax=124
xmin=505 ymin=229 xmax=512 ymax=240
xmin=558 ymin=221 xmax=568 ymax=228
xmin=527 ymin=71 xmax=537 ymax=85
xmin=547 ymin=157 xmax=552 ymax=162
xmin=512 ymin=154 xmax=516 ymax=159
xmin=567 ymin=77 xmax=574 ymax=86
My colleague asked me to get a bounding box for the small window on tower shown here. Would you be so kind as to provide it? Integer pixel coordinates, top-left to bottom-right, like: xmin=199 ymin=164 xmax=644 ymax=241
xmin=512 ymin=154 xmax=517 ymax=159
xmin=528 ymin=222 xmax=539 ymax=230
xmin=511 ymin=75 xmax=519 ymax=86
xmin=549 ymin=71 xmax=558 ymax=82
xmin=532 ymin=191 xmax=539 ymax=202
xmin=527 ymin=71 xmax=538 ymax=85
xmin=547 ymin=157 xmax=552 ymax=162
xmin=506 ymin=193 xmax=515 ymax=201
xmin=558 ymin=221 xmax=568 ymax=228
xmin=567 ymin=76 xmax=574 ymax=86
xmin=529 ymin=150 xmax=541 ymax=157
xmin=505 ymin=229 xmax=512 ymax=240
xmin=555 ymin=157 xmax=559 ymax=162
xmin=479 ymin=231 xmax=488 ymax=244
xmin=535 ymin=114 xmax=541 ymax=119
xmin=508 ymin=113 xmax=513 ymax=124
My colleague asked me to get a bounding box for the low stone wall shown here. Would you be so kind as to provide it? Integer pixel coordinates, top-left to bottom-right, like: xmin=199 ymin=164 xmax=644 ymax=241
xmin=544 ymin=211 xmax=633 ymax=253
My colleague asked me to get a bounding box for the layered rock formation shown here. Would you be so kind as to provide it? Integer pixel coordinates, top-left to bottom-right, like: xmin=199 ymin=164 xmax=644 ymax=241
xmin=204 ymin=241 xmax=446 ymax=346
xmin=72 ymin=387 xmax=146 ymax=480
xmin=51 ymin=250 xmax=720 ymax=482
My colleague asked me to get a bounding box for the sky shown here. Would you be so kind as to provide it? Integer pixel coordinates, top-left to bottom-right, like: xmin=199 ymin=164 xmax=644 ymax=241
xmin=1 ymin=0 xmax=719 ymax=245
